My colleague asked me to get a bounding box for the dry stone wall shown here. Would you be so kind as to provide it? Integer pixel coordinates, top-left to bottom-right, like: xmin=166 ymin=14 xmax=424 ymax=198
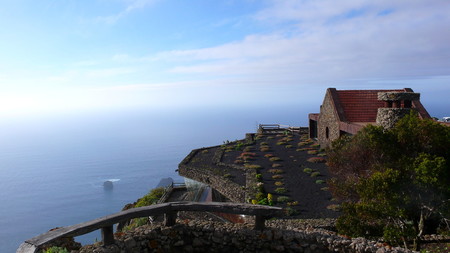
xmin=78 ymin=220 xmax=416 ymax=253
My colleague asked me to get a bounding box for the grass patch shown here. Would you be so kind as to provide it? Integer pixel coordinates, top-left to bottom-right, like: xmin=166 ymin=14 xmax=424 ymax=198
xmin=315 ymin=179 xmax=326 ymax=184
xmin=135 ymin=187 xmax=165 ymax=207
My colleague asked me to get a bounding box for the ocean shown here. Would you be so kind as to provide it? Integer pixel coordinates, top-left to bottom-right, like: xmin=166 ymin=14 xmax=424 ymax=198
xmin=0 ymin=105 xmax=309 ymax=252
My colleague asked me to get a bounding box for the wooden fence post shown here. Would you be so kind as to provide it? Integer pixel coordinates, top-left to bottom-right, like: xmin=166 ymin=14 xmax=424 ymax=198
xmin=254 ymin=215 xmax=266 ymax=230
xmin=101 ymin=225 xmax=115 ymax=246
xmin=164 ymin=211 xmax=177 ymax=226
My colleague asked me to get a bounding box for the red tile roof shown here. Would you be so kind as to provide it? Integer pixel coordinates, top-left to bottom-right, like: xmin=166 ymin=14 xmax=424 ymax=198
xmin=335 ymin=89 xmax=404 ymax=122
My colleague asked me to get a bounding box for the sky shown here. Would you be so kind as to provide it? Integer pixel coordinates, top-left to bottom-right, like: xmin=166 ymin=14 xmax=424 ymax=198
xmin=0 ymin=0 xmax=449 ymax=118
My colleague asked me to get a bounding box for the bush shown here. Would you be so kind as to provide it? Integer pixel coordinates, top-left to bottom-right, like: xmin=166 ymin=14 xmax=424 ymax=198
xmin=274 ymin=181 xmax=284 ymax=186
xmin=310 ymin=172 xmax=321 ymax=177
xmin=268 ymin=169 xmax=283 ymax=174
xmin=285 ymin=145 xmax=293 ymax=148
xmin=260 ymin=142 xmax=268 ymax=145
xmin=307 ymin=150 xmax=318 ymax=155
xmin=272 ymin=163 xmax=282 ymax=168
xmin=272 ymin=175 xmax=283 ymax=179
xmin=276 ymin=141 xmax=287 ymax=145
xmin=297 ymin=142 xmax=307 ymax=147
xmin=315 ymin=180 xmax=326 ymax=184
xmin=44 ymin=247 xmax=69 ymax=253
xmin=255 ymin=173 xmax=262 ymax=181
xmin=260 ymin=146 xmax=270 ymax=152
xmin=303 ymin=168 xmax=313 ymax=174
xmin=275 ymin=187 xmax=287 ymax=194
xmin=264 ymin=153 xmax=274 ymax=158
xmin=269 ymin=157 xmax=281 ymax=162
xmin=326 ymin=204 xmax=341 ymax=211
xmin=287 ymin=201 xmax=299 ymax=206
xmin=310 ymin=144 xmax=320 ymax=148
xmin=223 ymin=173 xmax=233 ymax=179
xmin=277 ymin=196 xmax=290 ymax=202
xmin=307 ymin=157 xmax=327 ymax=163
xmin=244 ymin=164 xmax=262 ymax=170
xmin=135 ymin=187 xmax=165 ymax=207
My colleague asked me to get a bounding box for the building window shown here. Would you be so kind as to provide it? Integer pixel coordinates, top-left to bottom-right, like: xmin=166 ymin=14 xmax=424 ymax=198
xmin=325 ymin=127 xmax=329 ymax=139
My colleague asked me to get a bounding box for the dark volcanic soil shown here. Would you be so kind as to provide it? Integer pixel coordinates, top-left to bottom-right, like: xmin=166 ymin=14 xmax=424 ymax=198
xmin=184 ymin=133 xmax=340 ymax=219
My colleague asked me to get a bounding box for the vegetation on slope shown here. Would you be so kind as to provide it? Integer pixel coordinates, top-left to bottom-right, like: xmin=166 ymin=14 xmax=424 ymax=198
xmin=327 ymin=112 xmax=450 ymax=250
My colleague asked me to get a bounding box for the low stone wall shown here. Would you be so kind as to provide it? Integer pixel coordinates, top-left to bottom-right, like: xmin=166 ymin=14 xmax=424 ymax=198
xmin=178 ymin=163 xmax=246 ymax=203
xmin=78 ymin=220 xmax=416 ymax=253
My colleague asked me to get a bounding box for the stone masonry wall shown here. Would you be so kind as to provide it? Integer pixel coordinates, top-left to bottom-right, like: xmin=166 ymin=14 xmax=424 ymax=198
xmin=317 ymin=90 xmax=341 ymax=147
xmin=78 ymin=220 xmax=416 ymax=253
xmin=178 ymin=159 xmax=246 ymax=203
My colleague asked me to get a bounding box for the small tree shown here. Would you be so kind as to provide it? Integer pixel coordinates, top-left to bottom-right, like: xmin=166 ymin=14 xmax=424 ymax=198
xmin=328 ymin=112 xmax=450 ymax=250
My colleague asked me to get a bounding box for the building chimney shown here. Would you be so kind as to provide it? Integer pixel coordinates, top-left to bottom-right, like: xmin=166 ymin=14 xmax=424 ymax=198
xmin=376 ymin=92 xmax=420 ymax=129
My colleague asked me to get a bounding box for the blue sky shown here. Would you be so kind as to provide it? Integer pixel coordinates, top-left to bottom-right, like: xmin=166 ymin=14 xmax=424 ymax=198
xmin=0 ymin=0 xmax=449 ymax=117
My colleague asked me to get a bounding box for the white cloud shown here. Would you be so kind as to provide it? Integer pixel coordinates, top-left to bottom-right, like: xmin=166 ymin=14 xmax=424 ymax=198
xmin=96 ymin=0 xmax=158 ymax=24
xmin=149 ymin=0 xmax=450 ymax=83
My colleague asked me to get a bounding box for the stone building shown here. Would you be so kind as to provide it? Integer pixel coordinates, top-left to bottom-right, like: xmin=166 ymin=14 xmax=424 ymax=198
xmin=309 ymin=88 xmax=430 ymax=147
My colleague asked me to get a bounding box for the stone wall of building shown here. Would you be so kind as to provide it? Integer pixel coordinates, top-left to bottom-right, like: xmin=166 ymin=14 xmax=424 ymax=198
xmin=78 ymin=220 xmax=415 ymax=253
xmin=317 ymin=91 xmax=341 ymax=147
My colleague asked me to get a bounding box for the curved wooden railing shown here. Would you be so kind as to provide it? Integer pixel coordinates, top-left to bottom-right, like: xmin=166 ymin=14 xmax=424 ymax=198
xmin=17 ymin=202 xmax=283 ymax=253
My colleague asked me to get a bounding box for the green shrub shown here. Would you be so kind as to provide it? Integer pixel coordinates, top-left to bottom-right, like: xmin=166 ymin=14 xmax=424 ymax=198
xmin=272 ymin=175 xmax=283 ymax=179
xmin=44 ymin=247 xmax=69 ymax=253
xmin=317 ymin=153 xmax=327 ymax=157
xmin=310 ymin=144 xmax=320 ymax=148
xmin=320 ymin=187 xmax=329 ymax=191
xmin=315 ymin=180 xmax=326 ymax=184
xmin=310 ymin=172 xmax=321 ymax=177
xmin=269 ymin=157 xmax=281 ymax=162
xmin=303 ymin=168 xmax=313 ymax=174
xmin=223 ymin=173 xmax=233 ymax=179
xmin=244 ymin=164 xmax=262 ymax=170
xmin=260 ymin=146 xmax=270 ymax=152
xmin=135 ymin=187 xmax=165 ymax=207
xmin=275 ymin=187 xmax=287 ymax=194
xmin=268 ymin=169 xmax=283 ymax=174
xmin=255 ymin=173 xmax=262 ymax=181
xmin=274 ymin=181 xmax=284 ymax=186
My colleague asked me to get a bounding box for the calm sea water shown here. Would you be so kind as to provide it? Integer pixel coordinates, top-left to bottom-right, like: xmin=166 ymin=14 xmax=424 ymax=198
xmin=0 ymin=105 xmax=309 ymax=252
